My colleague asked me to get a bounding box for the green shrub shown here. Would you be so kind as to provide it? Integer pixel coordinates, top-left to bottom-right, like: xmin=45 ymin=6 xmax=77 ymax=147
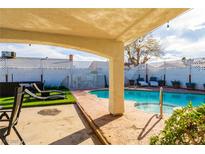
xmin=150 ymin=103 xmax=205 ymax=145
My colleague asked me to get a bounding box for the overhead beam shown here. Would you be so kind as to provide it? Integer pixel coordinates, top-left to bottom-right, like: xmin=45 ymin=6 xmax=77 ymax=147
xmin=118 ymin=8 xmax=189 ymax=45
xmin=0 ymin=28 xmax=123 ymax=58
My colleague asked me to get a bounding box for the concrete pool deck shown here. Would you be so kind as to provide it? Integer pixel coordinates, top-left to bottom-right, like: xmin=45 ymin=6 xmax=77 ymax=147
xmin=73 ymin=90 xmax=169 ymax=145
xmin=0 ymin=104 xmax=101 ymax=145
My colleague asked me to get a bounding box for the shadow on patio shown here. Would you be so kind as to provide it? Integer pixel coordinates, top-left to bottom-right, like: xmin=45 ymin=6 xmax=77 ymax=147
xmin=137 ymin=114 xmax=162 ymax=140
xmin=0 ymin=104 xmax=101 ymax=145
xmin=50 ymin=104 xmax=101 ymax=145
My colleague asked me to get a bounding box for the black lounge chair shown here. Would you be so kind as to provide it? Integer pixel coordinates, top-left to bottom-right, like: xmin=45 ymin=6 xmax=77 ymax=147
xmin=25 ymin=89 xmax=65 ymax=100
xmin=32 ymin=83 xmax=65 ymax=95
xmin=128 ymin=80 xmax=135 ymax=86
xmin=171 ymin=80 xmax=181 ymax=88
xmin=186 ymin=82 xmax=196 ymax=90
xmin=0 ymin=86 xmax=25 ymax=145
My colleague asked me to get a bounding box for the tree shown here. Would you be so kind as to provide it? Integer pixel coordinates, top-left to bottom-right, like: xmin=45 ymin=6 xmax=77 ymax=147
xmin=124 ymin=35 xmax=162 ymax=67
xmin=181 ymin=57 xmax=193 ymax=66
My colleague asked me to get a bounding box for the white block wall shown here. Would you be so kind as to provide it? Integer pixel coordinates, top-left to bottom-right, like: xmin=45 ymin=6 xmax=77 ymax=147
xmin=1 ymin=58 xmax=205 ymax=90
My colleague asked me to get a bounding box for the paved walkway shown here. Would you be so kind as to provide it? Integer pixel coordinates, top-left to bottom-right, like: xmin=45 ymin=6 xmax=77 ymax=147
xmin=73 ymin=90 xmax=168 ymax=145
xmin=0 ymin=104 xmax=101 ymax=145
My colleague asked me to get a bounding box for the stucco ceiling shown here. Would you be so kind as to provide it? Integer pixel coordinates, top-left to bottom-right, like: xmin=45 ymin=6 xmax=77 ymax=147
xmin=0 ymin=8 xmax=188 ymax=44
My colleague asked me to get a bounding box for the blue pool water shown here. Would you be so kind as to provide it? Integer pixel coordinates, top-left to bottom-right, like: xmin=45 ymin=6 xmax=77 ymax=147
xmin=89 ymin=90 xmax=205 ymax=114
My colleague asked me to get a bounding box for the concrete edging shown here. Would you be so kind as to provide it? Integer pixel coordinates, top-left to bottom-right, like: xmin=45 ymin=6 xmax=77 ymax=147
xmin=75 ymin=101 xmax=110 ymax=145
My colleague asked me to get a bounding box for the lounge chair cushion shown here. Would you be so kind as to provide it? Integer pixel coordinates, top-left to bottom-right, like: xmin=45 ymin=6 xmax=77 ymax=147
xmin=186 ymin=83 xmax=196 ymax=86
xmin=149 ymin=81 xmax=158 ymax=86
xmin=138 ymin=81 xmax=148 ymax=86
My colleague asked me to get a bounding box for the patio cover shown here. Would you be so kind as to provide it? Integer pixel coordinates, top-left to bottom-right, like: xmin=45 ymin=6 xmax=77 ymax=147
xmin=0 ymin=8 xmax=188 ymax=114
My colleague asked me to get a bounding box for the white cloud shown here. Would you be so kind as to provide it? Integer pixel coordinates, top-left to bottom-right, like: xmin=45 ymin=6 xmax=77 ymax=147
xmin=169 ymin=9 xmax=205 ymax=31
xmin=161 ymin=35 xmax=191 ymax=51
xmin=160 ymin=34 xmax=205 ymax=58
xmin=0 ymin=43 xmax=107 ymax=61
xmin=0 ymin=44 xmax=66 ymax=58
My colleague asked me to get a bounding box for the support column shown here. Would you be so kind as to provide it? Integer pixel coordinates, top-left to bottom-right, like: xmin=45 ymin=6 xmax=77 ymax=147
xmin=109 ymin=49 xmax=124 ymax=115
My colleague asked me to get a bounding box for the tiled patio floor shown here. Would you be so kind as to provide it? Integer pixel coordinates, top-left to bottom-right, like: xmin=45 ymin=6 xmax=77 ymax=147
xmin=0 ymin=104 xmax=101 ymax=145
xmin=73 ymin=90 xmax=169 ymax=145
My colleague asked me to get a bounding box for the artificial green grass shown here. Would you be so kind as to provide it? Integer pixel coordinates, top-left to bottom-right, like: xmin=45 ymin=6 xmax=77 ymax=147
xmin=0 ymin=90 xmax=76 ymax=109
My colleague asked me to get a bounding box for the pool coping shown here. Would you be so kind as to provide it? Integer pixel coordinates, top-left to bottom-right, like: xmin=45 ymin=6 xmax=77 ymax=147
xmin=75 ymin=101 xmax=110 ymax=145
xmin=89 ymin=87 xmax=205 ymax=95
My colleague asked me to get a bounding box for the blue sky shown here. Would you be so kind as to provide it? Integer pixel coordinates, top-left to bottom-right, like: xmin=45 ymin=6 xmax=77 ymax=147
xmin=1 ymin=9 xmax=205 ymax=61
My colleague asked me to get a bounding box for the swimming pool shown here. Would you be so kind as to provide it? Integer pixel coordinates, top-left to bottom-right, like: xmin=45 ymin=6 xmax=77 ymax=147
xmin=89 ymin=89 xmax=205 ymax=114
